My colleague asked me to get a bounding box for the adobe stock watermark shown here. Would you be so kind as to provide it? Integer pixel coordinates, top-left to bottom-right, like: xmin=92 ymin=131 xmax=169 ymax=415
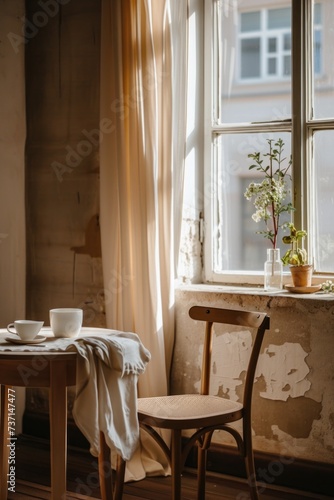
xmin=77 ymin=268 xmax=134 ymax=326
xmin=74 ymin=458 xmax=112 ymax=497
xmin=51 ymin=118 xmax=114 ymax=182
xmin=16 ymin=351 xmax=59 ymax=386
xmin=7 ymin=0 xmax=71 ymax=54
xmin=51 ymin=64 xmax=167 ymax=182
xmin=71 ymin=461 xmax=112 ymax=498
xmin=236 ymin=450 xmax=295 ymax=499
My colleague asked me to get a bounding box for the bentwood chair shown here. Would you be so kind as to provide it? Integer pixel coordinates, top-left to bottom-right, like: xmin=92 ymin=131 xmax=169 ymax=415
xmin=131 ymin=306 xmax=270 ymax=500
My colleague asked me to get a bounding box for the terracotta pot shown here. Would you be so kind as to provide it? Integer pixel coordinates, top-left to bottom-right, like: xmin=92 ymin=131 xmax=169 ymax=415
xmin=290 ymin=264 xmax=313 ymax=287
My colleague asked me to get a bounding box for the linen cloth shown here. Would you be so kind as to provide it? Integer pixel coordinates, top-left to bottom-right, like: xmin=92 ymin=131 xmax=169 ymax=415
xmin=71 ymin=331 xmax=151 ymax=460
xmin=0 ymin=328 xmax=151 ymax=461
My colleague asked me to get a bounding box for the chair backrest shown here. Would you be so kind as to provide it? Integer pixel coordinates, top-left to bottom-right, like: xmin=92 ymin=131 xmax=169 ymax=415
xmin=189 ymin=306 xmax=270 ymax=408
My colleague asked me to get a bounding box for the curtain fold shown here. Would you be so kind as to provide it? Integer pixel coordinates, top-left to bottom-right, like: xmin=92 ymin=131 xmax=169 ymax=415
xmin=100 ymin=0 xmax=187 ymax=480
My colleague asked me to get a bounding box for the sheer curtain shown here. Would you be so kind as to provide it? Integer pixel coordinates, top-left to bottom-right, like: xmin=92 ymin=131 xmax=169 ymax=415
xmin=100 ymin=0 xmax=187 ymax=479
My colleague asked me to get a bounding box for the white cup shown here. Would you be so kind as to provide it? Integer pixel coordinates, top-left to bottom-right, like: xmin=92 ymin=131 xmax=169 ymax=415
xmin=49 ymin=308 xmax=83 ymax=338
xmin=7 ymin=320 xmax=44 ymax=341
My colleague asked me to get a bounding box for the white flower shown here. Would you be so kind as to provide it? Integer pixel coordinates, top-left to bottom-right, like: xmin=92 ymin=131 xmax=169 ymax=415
xmin=244 ymin=138 xmax=294 ymax=248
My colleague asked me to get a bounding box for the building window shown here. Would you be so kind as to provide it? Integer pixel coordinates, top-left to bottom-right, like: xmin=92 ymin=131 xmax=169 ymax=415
xmin=203 ymin=0 xmax=334 ymax=283
xmin=239 ymin=7 xmax=292 ymax=81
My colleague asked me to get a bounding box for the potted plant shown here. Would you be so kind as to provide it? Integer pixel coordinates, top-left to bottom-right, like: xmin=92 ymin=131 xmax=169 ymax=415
xmin=281 ymin=223 xmax=312 ymax=287
xmin=244 ymin=138 xmax=294 ymax=290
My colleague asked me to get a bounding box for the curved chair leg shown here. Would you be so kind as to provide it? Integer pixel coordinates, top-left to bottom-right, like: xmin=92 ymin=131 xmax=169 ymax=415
xmin=197 ymin=446 xmax=207 ymax=500
xmin=171 ymin=429 xmax=182 ymax=500
xmin=244 ymin=420 xmax=258 ymax=500
xmin=245 ymin=452 xmax=258 ymax=500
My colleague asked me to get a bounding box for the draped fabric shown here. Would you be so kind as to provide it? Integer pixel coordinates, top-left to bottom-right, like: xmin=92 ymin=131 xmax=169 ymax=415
xmin=99 ymin=0 xmax=187 ymax=480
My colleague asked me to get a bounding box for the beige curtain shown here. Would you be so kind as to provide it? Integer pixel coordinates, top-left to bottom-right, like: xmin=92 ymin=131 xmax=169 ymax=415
xmin=100 ymin=0 xmax=187 ymax=480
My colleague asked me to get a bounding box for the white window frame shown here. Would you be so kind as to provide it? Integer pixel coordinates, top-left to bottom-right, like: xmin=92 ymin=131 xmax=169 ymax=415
xmin=203 ymin=0 xmax=333 ymax=285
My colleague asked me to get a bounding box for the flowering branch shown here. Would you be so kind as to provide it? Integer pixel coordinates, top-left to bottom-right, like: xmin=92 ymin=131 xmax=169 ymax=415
xmin=244 ymin=138 xmax=295 ymax=249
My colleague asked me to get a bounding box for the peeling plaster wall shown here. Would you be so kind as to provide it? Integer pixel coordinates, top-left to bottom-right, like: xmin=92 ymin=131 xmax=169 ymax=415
xmin=173 ymin=286 xmax=334 ymax=465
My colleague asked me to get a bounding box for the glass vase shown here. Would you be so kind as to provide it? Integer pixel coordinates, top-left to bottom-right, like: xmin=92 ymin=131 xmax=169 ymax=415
xmin=264 ymin=248 xmax=283 ymax=291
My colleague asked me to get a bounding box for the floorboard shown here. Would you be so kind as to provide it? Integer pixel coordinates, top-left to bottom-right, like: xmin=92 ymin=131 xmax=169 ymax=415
xmin=5 ymin=435 xmax=332 ymax=499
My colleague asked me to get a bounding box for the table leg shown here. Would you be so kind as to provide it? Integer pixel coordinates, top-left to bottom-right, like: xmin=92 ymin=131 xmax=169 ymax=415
xmin=99 ymin=431 xmax=113 ymax=500
xmin=0 ymin=386 xmax=11 ymax=500
xmin=50 ymin=361 xmax=67 ymax=500
xmin=113 ymin=454 xmax=126 ymax=500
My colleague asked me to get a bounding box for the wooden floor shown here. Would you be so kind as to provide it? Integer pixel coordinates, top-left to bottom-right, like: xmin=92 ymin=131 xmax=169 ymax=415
xmin=5 ymin=435 xmax=332 ymax=499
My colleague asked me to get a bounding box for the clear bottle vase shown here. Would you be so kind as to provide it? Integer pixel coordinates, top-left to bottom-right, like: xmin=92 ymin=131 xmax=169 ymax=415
xmin=264 ymin=248 xmax=283 ymax=291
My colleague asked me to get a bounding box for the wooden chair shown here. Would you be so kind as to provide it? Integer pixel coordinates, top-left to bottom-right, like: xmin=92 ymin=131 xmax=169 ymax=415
xmin=130 ymin=306 xmax=270 ymax=500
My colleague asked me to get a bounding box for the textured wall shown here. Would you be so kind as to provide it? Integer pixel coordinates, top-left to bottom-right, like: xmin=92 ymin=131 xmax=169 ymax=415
xmin=173 ymin=286 xmax=334 ymax=465
xmin=24 ymin=0 xmax=104 ymax=417
xmin=25 ymin=0 xmax=104 ymax=329
xmin=0 ymin=0 xmax=26 ymax=327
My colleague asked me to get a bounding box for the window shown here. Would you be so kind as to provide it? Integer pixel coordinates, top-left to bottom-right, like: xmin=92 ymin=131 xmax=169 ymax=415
xmin=239 ymin=8 xmax=292 ymax=81
xmin=204 ymin=0 xmax=334 ymax=283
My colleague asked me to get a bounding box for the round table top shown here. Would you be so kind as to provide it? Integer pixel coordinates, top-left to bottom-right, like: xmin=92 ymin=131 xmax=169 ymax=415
xmin=0 ymin=327 xmax=110 ymax=358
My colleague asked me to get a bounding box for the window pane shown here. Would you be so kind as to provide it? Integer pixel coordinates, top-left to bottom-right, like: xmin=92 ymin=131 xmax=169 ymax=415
xmin=284 ymin=33 xmax=291 ymax=51
xmin=313 ymin=132 xmax=334 ymax=273
xmin=241 ymin=39 xmax=260 ymax=78
xmin=267 ymin=8 xmax=291 ymax=29
xmin=314 ymin=0 xmax=334 ymax=118
xmin=213 ymin=132 xmax=292 ymax=272
xmin=268 ymin=37 xmax=276 ymax=53
xmin=314 ymin=2 xmax=322 ymax=23
xmin=283 ymin=55 xmax=291 ymax=76
xmin=268 ymin=57 xmax=276 ymax=75
xmin=217 ymin=1 xmax=292 ymax=123
xmin=240 ymin=11 xmax=260 ymax=32
xmin=314 ymin=30 xmax=321 ymax=74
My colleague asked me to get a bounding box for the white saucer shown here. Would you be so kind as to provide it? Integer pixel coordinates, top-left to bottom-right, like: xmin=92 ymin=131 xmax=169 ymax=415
xmin=285 ymin=284 xmax=322 ymax=294
xmin=5 ymin=334 xmax=47 ymax=345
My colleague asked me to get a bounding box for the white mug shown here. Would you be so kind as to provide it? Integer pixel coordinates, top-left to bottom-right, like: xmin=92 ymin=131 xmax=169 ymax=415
xmin=49 ymin=308 xmax=83 ymax=338
xmin=7 ymin=320 xmax=44 ymax=341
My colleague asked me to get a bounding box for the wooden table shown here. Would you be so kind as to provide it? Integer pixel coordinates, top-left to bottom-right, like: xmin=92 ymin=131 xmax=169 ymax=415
xmin=0 ymin=328 xmax=120 ymax=500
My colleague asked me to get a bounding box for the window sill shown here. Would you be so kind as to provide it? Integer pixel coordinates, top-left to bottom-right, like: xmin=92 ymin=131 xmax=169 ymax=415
xmin=175 ymin=282 xmax=334 ymax=301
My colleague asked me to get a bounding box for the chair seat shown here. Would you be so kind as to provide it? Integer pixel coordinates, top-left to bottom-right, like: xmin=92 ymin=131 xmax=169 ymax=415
xmin=138 ymin=394 xmax=243 ymax=429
